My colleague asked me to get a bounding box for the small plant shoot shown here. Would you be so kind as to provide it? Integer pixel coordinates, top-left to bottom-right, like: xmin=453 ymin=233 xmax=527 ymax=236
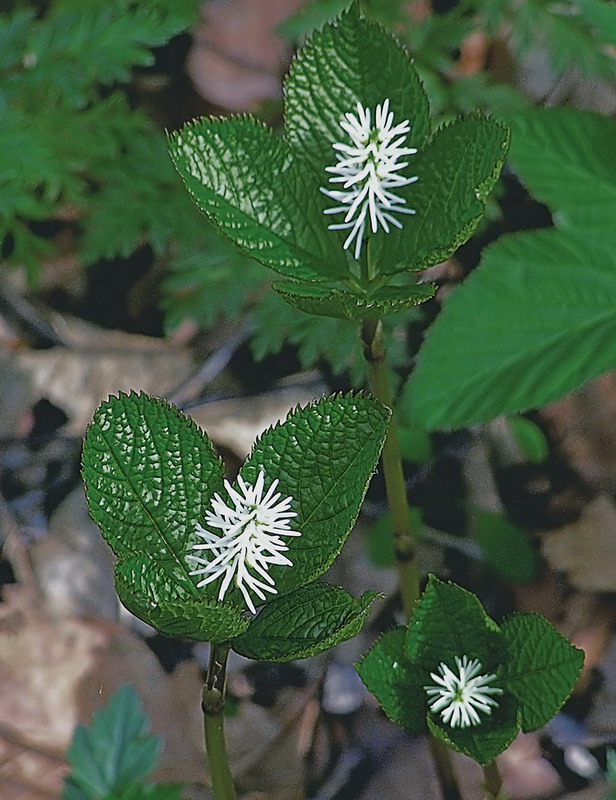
xmin=357 ymin=576 xmax=584 ymax=765
xmin=168 ymin=2 xmax=509 ymax=322
xmin=82 ymin=391 xmax=388 ymax=652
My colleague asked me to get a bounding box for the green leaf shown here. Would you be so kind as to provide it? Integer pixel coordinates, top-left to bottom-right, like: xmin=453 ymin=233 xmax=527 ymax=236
xmin=114 ymin=557 xmax=250 ymax=642
xmin=427 ymin=691 xmax=519 ymax=766
xmin=237 ymin=395 xmax=390 ymax=600
xmin=168 ymin=117 xmax=346 ymax=281
xmin=406 ymin=575 xmax=505 ymax=673
xmin=403 ymin=228 xmax=616 ymax=429
xmin=273 ymin=279 xmax=435 ymax=319
xmin=508 ymin=109 xmax=616 ymax=236
xmin=473 ymin=510 xmax=540 ymax=584
xmin=508 ymin=416 xmax=549 ymax=464
xmin=499 ymin=613 xmax=584 ymax=732
xmin=233 ymin=582 xmax=377 ymax=660
xmin=356 ymin=627 xmax=428 ymax=733
xmin=278 ymin=0 xmax=351 ymax=39
xmin=82 ymin=392 xmax=249 ymax=641
xmin=63 ymin=687 xmax=160 ymax=800
xmin=380 ymin=114 xmax=509 ymax=274
xmin=285 ymin=3 xmax=431 ymax=180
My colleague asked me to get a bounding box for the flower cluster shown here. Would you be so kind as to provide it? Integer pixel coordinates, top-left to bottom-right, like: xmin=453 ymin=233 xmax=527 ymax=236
xmin=424 ymin=655 xmax=503 ymax=728
xmin=321 ymin=99 xmax=418 ymax=259
xmin=188 ymin=470 xmax=300 ymax=614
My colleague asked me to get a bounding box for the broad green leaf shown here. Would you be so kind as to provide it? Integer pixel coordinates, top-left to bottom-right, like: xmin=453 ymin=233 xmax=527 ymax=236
xmin=82 ymin=392 xmax=224 ymax=593
xmin=82 ymin=392 xmax=250 ymax=640
xmin=499 ymin=613 xmax=584 ymax=732
xmin=233 ymin=582 xmax=377 ymax=660
xmin=378 ymin=114 xmax=509 ymax=275
xmin=285 ymin=3 xmax=431 ymax=180
xmin=114 ymin=556 xmax=250 ymax=642
xmin=574 ymin=0 xmax=616 ymax=46
xmin=403 ymin=228 xmax=616 ymax=429
xmin=406 ymin=575 xmax=505 ymax=673
xmin=63 ymin=687 xmax=159 ymax=800
xmin=473 ymin=510 xmax=540 ymax=584
xmin=168 ymin=117 xmax=347 ymax=282
xmin=427 ymin=691 xmax=519 ymax=766
xmin=273 ymin=279 xmax=435 ymax=319
xmin=238 ymin=395 xmax=390 ymax=598
xmin=508 ymin=109 xmax=616 ymax=236
xmin=356 ymin=627 xmax=428 ymax=733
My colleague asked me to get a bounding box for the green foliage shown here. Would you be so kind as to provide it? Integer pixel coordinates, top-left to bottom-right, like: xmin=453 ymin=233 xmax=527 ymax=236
xmin=169 ymin=3 xmax=507 ymax=323
xmin=507 ymin=416 xmax=549 ymax=464
xmin=499 ymin=613 xmax=585 ymax=731
xmin=83 ymin=391 xmax=388 ymax=653
xmin=63 ymin=686 xmax=182 ymax=800
xmin=404 ymin=109 xmax=616 ymax=430
xmin=233 ymin=583 xmax=377 ymax=660
xmin=251 ymin=291 xmax=421 ymax=387
xmin=0 ymin=0 xmax=202 ymax=283
xmin=238 ymin=393 xmax=391 ymax=598
xmin=473 ymin=510 xmax=540 ymax=584
xmin=168 ymin=117 xmax=348 ymax=282
xmin=273 ymin=280 xmax=435 ymax=320
xmin=357 ymin=575 xmax=583 ymax=765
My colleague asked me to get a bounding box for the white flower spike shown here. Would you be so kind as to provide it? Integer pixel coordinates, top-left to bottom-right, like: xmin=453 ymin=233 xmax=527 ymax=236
xmin=424 ymin=656 xmax=503 ymax=729
xmin=188 ymin=470 xmax=301 ymax=614
xmin=321 ymin=98 xmax=418 ymax=260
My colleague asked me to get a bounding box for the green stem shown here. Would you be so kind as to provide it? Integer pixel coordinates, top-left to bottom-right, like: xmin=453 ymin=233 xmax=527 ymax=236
xmin=361 ymin=317 xmax=419 ymax=619
xmin=483 ymin=761 xmax=508 ymax=799
xmin=428 ymin=737 xmax=464 ymax=800
xmin=361 ymin=317 xmax=464 ymax=800
xmin=202 ymin=643 xmax=237 ymax=800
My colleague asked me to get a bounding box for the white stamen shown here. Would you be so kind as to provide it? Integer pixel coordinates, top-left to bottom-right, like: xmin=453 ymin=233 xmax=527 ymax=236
xmin=188 ymin=470 xmax=300 ymax=614
xmin=424 ymin=656 xmax=503 ymax=729
xmin=321 ymin=99 xmax=418 ymax=259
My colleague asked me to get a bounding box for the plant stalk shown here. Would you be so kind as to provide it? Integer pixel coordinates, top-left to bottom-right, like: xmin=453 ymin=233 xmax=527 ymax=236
xmin=428 ymin=737 xmax=464 ymax=800
xmin=361 ymin=317 xmax=463 ymax=800
xmin=361 ymin=317 xmax=419 ymax=618
xmin=202 ymin=642 xmax=237 ymax=800
xmin=483 ymin=760 xmax=508 ymax=799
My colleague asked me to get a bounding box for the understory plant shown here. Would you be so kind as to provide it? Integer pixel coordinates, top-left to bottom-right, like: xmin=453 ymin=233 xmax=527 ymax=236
xmin=82 ymin=3 xmax=584 ymax=799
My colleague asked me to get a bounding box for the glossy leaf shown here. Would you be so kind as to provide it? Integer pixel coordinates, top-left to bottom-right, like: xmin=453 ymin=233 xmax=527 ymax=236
xmin=168 ymin=117 xmax=347 ymax=281
xmin=500 ymin=613 xmax=584 ymax=731
xmin=82 ymin=392 xmax=250 ymax=641
xmin=403 ymin=228 xmax=616 ymax=429
xmin=114 ymin=556 xmax=249 ymax=642
xmin=378 ymin=114 xmax=509 ymax=274
xmin=233 ymin=582 xmax=377 ymax=660
xmin=273 ymin=279 xmax=435 ymax=319
xmin=406 ymin=575 xmax=505 ymax=672
xmin=356 ymin=627 xmax=428 ymax=733
xmin=63 ymin=687 xmax=160 ymax=800
xmin=235 ymin=394 xmax=390 ymax=600
xmin=285 ymin=3 xmax=430 ymax=180
xmin=427 ymin=692 xmax=519 ymax=766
